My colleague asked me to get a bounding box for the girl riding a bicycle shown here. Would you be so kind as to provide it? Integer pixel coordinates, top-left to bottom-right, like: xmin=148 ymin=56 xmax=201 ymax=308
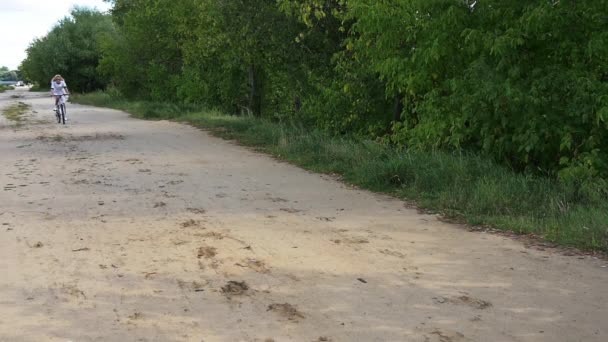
xmin=50 ymin=74 xmax=69 ymax=107
xmin=50 ymin=75 xmax=70 ymax=124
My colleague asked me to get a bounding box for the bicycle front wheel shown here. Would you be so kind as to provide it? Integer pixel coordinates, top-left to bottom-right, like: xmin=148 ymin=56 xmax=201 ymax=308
xmin=60 ymin=104 xmax=66 ymax=125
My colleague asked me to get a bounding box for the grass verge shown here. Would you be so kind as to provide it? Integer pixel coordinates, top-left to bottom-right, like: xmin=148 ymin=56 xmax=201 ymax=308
xmin=0 ymin=85 xmax=14 ymax=93
xmin=73 ymin=91 xmax=608 ymax=253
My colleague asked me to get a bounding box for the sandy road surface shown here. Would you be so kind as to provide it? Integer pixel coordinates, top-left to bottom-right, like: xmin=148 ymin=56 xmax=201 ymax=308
xmin=0 ymin=88 xmax=606 ymax=342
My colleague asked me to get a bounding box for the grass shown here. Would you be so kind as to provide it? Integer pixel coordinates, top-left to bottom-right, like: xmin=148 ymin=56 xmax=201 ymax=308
xmin=0 ymin=85 xmax=14 ymax=93
xmin=2 ymin=102 xmax=30 ymax=122
xmin=73 ymin=91 xmax=608 ymax=253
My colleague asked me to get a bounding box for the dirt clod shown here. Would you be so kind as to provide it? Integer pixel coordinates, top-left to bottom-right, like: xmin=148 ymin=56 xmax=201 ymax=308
xmin=177 ymin=280 xmax=208 ymax=292
xmin=267 ymin=303 xmax=304 ymax=321
xmin=316 ymin=217 xmax=334 ymax=222
xmin=331 ymin=237 xmax=369 ymax=245
xmin=199 ymin=231 xmax=225 ymax=240
xmin=221 ymin=281 xmax=249 ymax=297
xmin=236 ymin=258 xmax=270 ymax=273
xmin=197 ymin=246 xmax=217 ymax=259
xmin=187 ymin=207 xmax=207 ymax=214
xmin=181 ymin=219 xmax=200 ymax=228
xmin=128 ymin=312 xmax=143 ymax=320
xmin=457 ymin=296 xmax=492 ymax=310
xmin=429 ymin=329 xmax=465 ymax=342
xmin=434 ymin=295 xmax=492 ymax=310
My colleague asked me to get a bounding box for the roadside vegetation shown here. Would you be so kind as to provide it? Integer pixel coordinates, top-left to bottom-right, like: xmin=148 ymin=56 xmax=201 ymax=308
xmin=73 ymin=91 xmax=608 ymax=252
xmin=22 ymin=1 xmax=608 ymax=252
xmin=0 ymin=81 xmax=15 ymax=93
xmin=2 ymin=102 xmax=30 ymax=122
xmin=28 ymin=85 xmax=49 ymax=92
xmin=20 ymin=8 xmax=112 ymax=93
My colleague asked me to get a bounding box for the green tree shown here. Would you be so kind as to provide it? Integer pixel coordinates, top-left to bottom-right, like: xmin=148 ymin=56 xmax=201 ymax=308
xmin=20 ymin=7 xmax=113 ymax=92
xmin=93 ymin=0 xmax=608 ymax=178
xmin=0 ymin=68 xmax=19 ymax=82
xmin=336 ymin=0 xmax=608 ymax=176
xmin=102 ymin=0 xmax=304 ymax=117
xmin=180 ymin=0 xmax=304 ymax=117
xmin=99 ymin=0 xmax=187 ymax=100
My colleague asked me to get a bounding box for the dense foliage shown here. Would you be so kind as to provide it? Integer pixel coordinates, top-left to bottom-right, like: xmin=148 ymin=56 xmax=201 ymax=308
xmin=22 ymin=1 xmax=608 ymax=180
xmin=20 ymin=8 xmax=113 ymax=92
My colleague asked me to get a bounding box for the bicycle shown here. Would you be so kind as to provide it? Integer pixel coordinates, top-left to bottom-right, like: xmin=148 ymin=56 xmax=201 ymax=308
xmin=53 ymin=94 xmax=69 ymax=125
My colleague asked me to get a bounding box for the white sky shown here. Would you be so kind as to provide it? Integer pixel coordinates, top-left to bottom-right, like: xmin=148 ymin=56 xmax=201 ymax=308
xmin=0 ymin=0 xmax=112 ymax=70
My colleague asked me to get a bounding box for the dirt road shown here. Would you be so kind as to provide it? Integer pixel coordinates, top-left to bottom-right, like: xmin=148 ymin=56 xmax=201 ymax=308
xmin=1 ymin=88 xmax=606 ymax=342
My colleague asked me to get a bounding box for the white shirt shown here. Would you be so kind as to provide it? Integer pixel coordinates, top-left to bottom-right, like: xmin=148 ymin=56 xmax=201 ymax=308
xmin=51 ymin=80 xmax=67 ymax=95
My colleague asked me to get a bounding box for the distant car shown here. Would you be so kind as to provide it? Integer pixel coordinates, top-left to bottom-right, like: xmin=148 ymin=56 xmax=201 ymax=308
xmin=15 ymin=81 xmax=24 ymax=86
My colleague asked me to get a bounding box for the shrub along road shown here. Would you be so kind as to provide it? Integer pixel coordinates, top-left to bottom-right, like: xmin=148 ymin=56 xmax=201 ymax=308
xmin=1 ymin=88 xmax=607 ymax=341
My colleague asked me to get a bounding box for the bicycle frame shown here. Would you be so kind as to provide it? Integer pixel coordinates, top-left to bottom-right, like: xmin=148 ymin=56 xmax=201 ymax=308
xmin=54 ymin=94 xmax=68 ymax=125
xmin=54 ymin=94 xmax=68 ymax=106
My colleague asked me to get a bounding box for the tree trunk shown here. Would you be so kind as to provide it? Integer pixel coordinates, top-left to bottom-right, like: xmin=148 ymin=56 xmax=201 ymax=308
xmin=393 ymin=95 xmax=404 ymax=122
xmin=248 ymin=64 xmax=261 ymax=117
xmin=294 ymin=95 xmax=302 ymax=112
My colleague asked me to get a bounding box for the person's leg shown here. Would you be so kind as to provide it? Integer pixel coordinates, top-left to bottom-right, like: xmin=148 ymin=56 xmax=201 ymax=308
xmin=61 ymin=98 xmax=67 ymax=121
xmin=53 ymin=96 xmax=60 ymax=123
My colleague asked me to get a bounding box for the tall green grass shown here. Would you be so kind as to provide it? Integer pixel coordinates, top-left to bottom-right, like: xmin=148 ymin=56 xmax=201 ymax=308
xmin=73 ymin=92 xmax=608 ymax=252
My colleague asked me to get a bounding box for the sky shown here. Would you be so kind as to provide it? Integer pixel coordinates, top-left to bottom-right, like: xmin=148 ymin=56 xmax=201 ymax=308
xmin=0 ymin=0 xmax=112 ymax=70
